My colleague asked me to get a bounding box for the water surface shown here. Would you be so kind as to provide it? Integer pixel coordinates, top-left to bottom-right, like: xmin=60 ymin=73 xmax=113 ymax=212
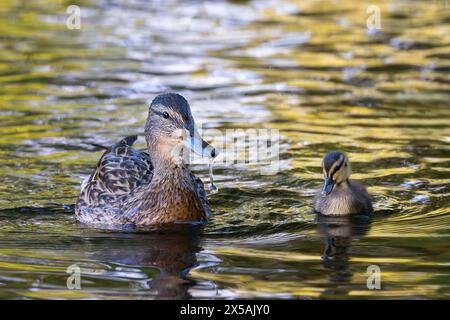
xmin=0 ymin=0 xmax=449 ymax=299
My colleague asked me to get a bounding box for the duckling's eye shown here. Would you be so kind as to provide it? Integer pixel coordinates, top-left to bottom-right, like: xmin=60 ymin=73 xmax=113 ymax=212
xmin=162 ymin=111 xmax=170 ymax=119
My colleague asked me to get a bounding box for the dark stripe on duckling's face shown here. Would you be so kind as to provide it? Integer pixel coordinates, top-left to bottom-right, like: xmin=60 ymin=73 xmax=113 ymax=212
xmin=323 ymin=152 xmax=344 ymax=175
xmin=321 ymin=151 xmax=349 ymax=195
xmin=329 ymin=155 xmax=345 ymax=181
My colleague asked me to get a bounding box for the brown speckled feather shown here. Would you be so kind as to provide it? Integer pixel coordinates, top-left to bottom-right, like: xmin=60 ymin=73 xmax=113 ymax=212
xmin=193 ymin=174 xmax=210 ymax=217
xmin=75 ymin=136 xmax=210 ymax=227
xmin=117 ymin=166 xmax=208 ymax=225
xmin=75 ymin=136 xmax=153 ymax=226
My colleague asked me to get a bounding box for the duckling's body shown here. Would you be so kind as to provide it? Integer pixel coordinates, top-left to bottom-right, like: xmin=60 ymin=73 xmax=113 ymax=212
xmin=314 ymin=151 xmax=372 ymax=216
xmin=314 ymin=179 xmax=372 ymax=216
xmin=75 ymin=93 xmax=215 ymax=228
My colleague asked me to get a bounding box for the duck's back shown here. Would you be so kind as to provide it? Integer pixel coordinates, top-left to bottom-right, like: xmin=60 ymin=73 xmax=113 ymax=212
xmin=349 ymin=180 xmax=373 ymax=212
xmin=75 ymin=136 xmax=154 ymax=226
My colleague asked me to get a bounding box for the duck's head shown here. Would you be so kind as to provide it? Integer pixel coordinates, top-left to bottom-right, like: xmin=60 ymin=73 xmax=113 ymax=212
xmin=145 ymin=93 xmax=216 ymax=165
xmin=321 ymin=151 xmax=351 ymax=196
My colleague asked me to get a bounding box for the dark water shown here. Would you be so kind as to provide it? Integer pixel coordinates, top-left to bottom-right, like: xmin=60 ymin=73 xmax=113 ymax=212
xmin=0 ymin=0 xmax=449 ymax=299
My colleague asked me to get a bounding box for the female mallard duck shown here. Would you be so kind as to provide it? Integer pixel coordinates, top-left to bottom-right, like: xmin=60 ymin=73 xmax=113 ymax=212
xmin=314 ymin=151 xmax=372 ymax=216
xmin=75 ymin=93 xmax=217 ymax=227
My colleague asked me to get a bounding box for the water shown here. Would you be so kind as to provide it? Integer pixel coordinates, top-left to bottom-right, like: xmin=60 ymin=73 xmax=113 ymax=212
xmin=208 ymin=158 xmax=218 ymax=194
xmin=0 ymin=0 xmax=449 ymax=299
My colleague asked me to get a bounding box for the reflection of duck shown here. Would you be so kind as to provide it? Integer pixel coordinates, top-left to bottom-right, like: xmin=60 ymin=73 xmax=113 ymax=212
xmin=316 ymin=214 xmax=371 ymax=286
xmin=92 ymin=228 xmax=202 ymax=299
xmin=75 ymin=93 xmax=217 ymax=228
xmin=314 ymin=151 xmax=373 ymax=216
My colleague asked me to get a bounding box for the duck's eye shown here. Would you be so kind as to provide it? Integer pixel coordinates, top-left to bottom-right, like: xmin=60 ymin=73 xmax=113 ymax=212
xmin=162 ymin=111 xmax=170 ymax=119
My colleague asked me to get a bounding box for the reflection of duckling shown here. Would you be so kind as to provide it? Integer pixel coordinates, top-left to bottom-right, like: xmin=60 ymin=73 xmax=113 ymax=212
xmin=76 ymin=93 xmax=217 ymax=227
xmin=316 ymin=214 xmax=371 ymax=286
xmin=314 ymin=151 xmax=372 ymax=216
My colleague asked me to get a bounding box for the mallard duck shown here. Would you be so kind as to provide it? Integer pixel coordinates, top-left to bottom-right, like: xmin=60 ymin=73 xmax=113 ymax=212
xmin=75 ymin=93 xmax=217 ymax=228
xmin=314 ymin=151 xmax=372 ymax=216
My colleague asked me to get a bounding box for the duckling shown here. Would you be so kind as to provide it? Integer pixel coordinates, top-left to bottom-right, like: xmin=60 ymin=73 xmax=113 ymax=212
xmin=75 ymin=93 xmax=217 ymax=227
xmin=314 ymin=151 xmax=372 ymax=216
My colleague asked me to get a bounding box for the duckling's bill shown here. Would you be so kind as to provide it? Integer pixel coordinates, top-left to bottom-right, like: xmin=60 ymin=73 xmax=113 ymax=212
xmin=321 ymin=177 xmax=334 ymax=196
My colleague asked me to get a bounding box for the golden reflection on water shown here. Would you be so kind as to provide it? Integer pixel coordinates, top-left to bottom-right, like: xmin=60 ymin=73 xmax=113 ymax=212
xmin=0 ymin=0 xmax=449 ymax=299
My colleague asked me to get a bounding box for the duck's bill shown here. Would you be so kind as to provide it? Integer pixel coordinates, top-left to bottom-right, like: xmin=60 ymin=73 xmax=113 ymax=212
xmin=321 ymin=177 xmax=334 ymax=196
xmin=185 ymin=129 xmax=217 ymax=159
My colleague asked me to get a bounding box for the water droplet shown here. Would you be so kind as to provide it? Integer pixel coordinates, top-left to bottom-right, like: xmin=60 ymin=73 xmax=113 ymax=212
xmin=208 ymin=158 xmax=218 ymax=194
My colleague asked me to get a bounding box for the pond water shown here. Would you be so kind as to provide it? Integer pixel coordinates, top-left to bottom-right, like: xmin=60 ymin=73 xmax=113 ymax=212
xmin=0 ymin=0 xmax=449 ymax=299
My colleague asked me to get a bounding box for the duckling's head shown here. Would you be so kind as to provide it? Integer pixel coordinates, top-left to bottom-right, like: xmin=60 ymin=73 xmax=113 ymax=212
xmin=321 ymin=151 xmax=351 ymax=195
xmin=144 ymin=93 xmax=216 ymax=165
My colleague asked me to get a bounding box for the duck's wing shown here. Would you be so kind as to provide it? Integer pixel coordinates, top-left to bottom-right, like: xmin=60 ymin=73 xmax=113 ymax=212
xmin=191 ymin=173 xmax=211 ymax=217
xmin=76 ymin=136 xmax=153 ymax=211
xmin=350 ymin=180 xmax=373 ymax=213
